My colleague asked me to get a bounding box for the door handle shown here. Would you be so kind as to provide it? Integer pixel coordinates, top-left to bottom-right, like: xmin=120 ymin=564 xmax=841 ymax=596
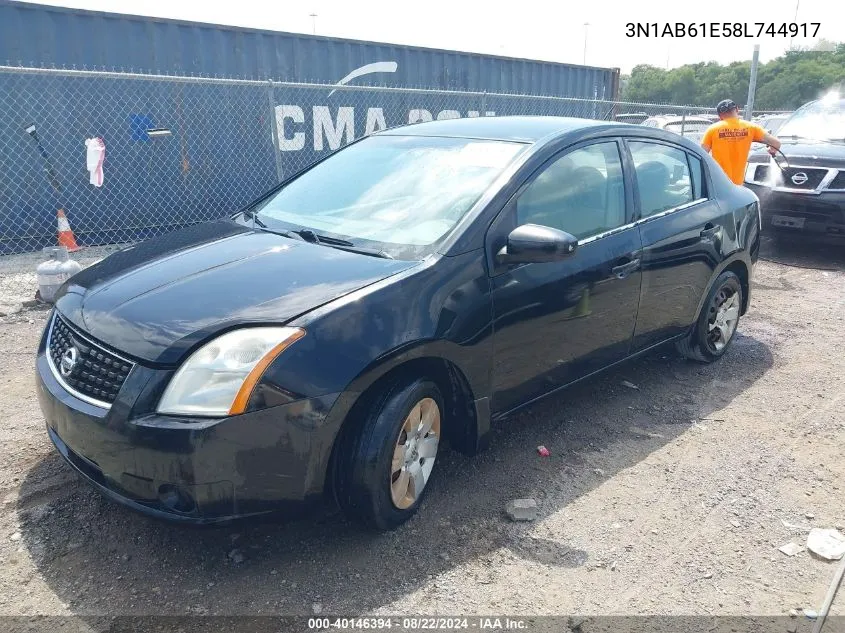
xmin=700 ymin=223 xmax=720 ymax=238
xmin=611 ymin=258 xmax=641 ymax=279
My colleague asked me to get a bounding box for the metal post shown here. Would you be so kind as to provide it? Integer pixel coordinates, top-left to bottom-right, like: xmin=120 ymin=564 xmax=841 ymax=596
xmin=267 ymin=81 xmax=284 ymax=183
xmin=745 ymin=45 xmax=760 ymax=120
xmin=790 ymin=0 xmax=800 ymax=49
xmin=481 ymin=90 xmax=487 ymax=116
xmin=583 ymin=23 xmax=590 ymax=65
xmin=681 ymin=109 xmax=687 ymax=137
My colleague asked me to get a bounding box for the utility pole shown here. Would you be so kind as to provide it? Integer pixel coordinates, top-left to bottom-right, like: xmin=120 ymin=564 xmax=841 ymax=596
xmin=745 ymin=44 xmax=760 ymax=120
xmin=583 ymin=23 xmax=590 ymax=65
xmin=790 ymin=0 xmax=800 ymax=49
xmin=309 ymin=13 xmax=318 ymax=35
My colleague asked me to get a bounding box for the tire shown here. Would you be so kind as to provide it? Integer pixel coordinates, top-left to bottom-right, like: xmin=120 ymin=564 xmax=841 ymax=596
xmin=335 ymin=378 xmax=444 ymax=530
xmin=675 ymin=271 xmax=743 ymax=363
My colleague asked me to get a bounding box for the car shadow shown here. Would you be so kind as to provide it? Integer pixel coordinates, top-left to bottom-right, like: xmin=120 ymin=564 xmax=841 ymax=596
xmin=16 ymin=334 xmax=774 ymax=619
xmin=758 ymin=232 xmax=845 ymax=272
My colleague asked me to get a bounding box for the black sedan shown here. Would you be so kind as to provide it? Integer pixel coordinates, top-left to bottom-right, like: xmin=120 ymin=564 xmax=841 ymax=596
xmin=36 ymin=116 xmax=761 ymax=530
xmin=745 ymin=96 xmax=845 ymax=239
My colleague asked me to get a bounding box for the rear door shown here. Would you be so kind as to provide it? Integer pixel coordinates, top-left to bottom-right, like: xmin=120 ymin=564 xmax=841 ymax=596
xmin=625 ymin=139 xmax=730 ymax=352
xmin=488 ymin=139 xmax=643 ymax=414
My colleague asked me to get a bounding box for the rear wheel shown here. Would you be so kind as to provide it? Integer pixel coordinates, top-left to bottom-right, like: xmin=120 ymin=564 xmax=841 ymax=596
xmin=676 ymin=271 xmax=743 ymax=362
xmin=335 ymin=378 xmax=443 ymax=530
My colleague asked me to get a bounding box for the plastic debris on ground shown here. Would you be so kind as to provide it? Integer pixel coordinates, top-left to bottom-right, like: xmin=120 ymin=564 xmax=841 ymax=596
xmin=806 ymin=528 xmax=845 ymax=561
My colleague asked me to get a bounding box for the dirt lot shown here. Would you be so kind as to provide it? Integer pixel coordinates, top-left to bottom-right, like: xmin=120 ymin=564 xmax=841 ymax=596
xmin=0 ymin=236 xmax=844 ymax=625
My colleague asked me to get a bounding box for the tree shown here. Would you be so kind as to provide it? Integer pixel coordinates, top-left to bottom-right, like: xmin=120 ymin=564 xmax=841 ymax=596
xmin=621 ymin=45 xmax=845 ymax=110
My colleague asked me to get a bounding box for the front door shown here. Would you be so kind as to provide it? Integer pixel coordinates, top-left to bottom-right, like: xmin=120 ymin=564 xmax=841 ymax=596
xmin=488 ymin=140 xmax=643 ymax=415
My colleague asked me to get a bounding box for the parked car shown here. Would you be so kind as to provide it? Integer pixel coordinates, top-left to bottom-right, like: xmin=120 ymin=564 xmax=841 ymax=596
xmin=751 ymin=113 xmax=792 ymax=151
xmin=755 ymin=113 xmax=791 ymax=135
xmin=641 ymin=115 xmax=713 ymax=143
xmin=744 ymin=96 xmax=845 ymax=239
xmin=614 ymin=112 xmax=649 ymax=124
xmin=36 ymin=116 xmax=761 ymax=529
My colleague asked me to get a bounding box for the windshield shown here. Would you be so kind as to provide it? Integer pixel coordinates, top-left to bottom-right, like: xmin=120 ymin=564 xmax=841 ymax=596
xmin=777 ymin=98 xmax=845 ymax=141
xmin=253 ymin=135 xmax=524 ymax=258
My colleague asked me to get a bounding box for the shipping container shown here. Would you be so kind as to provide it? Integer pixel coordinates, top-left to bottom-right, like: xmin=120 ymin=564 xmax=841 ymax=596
xmin=0 ymin=1 xmax=619 ymax=99
xmin=0 ymin=2 xmax=621 ymax=255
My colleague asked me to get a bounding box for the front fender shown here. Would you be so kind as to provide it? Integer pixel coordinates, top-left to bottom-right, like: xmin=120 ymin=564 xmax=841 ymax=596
xmin=257 ymin=250 xmax=494 ymax=495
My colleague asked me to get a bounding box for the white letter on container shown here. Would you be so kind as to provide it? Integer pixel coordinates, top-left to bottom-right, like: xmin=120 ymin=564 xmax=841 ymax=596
xmin=275 ymin=105 xmax=305 ymax=151
xmin=365 ymin=108 xmax=387 ymax=135
xmin=408 ymin=109 xmax=433 ymax=124
xmin=313 ymin=106 xmax=355 ymax=151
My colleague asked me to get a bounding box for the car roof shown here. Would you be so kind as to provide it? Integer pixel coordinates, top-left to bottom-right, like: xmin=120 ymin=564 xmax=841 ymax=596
xmin=378 ymin=115 xmax=611 ymax=143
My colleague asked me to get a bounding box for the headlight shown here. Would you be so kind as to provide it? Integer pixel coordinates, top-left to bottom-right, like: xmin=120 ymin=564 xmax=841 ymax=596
xmin=157 ymin=327 xmax=305 ymax=417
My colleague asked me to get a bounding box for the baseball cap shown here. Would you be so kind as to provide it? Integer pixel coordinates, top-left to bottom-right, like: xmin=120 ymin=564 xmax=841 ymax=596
xmin=716 ymin=99 xmax=738 ymax=115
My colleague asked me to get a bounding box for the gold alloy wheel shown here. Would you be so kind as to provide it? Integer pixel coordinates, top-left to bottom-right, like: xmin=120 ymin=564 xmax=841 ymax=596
xmin=390 ymin=397 xmax=441 ymax=509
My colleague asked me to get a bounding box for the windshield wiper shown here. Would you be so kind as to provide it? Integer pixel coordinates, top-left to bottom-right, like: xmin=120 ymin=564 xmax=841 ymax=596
xmin=240 ymin=209 xmax=267 ymax=228
xmin=290 ymin=229 xmax=354 ymax=246
xmin=325 ymin=244 xmax=394 ymax=259
xmin=287 ymin=228 xmax=393 ymax=259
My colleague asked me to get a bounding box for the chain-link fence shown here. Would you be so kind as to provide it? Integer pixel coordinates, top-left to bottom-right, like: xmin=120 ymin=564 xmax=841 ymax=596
xmin=0 ymin=65 xmax=785 ymax=257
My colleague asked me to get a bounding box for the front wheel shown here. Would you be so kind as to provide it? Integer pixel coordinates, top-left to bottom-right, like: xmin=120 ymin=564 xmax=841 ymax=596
xmin=335 ymin=378 xmax=444 ymax=530
xmin=676 ymin=271 xmax=743 ymax=362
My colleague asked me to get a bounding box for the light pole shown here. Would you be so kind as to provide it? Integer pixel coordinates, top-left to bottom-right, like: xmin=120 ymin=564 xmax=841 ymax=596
xmin=745 ymin=44 xmax=760 ymax=120
xmin=309 ymin=13 xmax=318 ymax=35
xmin=790 ymin=0 xmax=800 ymax=49
xmin=583 ymin=22 xmax=590 ymax=65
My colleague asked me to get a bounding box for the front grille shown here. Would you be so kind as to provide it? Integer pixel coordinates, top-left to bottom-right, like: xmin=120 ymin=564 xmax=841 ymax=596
xmin=830 ymin=171 xmax=845 ymax=190
xmin=781 ymin=167 xmax=827 ymax=190
xmin=48 ymin=314 xmax=133 ymax=406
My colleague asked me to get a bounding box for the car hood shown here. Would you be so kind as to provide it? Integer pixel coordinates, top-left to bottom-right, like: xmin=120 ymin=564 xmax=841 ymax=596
xmin=55 ymin=221 xmax=417 ymax=365
xmin=750 ymin=140 xmax=845 ymax=168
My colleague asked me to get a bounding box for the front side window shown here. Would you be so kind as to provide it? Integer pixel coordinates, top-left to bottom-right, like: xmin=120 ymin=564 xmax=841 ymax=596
xmin=253 ymin=135 xmax=525 ymax=258
xmin=515 ymin=142 xmax=626 ymax=240
xmin=629 ymin=141 xmax=694 ymax=218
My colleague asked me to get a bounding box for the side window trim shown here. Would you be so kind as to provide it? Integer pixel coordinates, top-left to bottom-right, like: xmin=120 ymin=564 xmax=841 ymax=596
xmin=634 ymin=197 xmax=708 ymax=226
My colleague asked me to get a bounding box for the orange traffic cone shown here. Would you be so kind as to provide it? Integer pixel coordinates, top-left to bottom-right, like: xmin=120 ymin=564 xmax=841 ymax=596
xmin=56 ymin=209 xmax=80 ymax=251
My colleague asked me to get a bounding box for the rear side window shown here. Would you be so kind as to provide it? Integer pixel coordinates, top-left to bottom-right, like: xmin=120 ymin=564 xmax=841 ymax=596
xmin=516 ymin=142 xmax=626 ymax=240
xmin=687 ymin=154 xmax=705 ymax=199
xmin=629 ymin=141 xmax=694 ymax=218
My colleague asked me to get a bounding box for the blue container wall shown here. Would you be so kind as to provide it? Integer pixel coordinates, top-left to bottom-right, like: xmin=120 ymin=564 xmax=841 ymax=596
xmin=0 ymin=73 xmax=279 ymax=254
xmin=0 ymin=1 xmax=618 ymax=99
xmin=0 ymin=1 xmax=621 ymax=255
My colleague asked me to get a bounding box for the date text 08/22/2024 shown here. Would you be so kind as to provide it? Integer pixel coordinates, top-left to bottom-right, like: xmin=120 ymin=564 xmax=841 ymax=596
xmin=625 ymin=23 xmax=821 ymax=38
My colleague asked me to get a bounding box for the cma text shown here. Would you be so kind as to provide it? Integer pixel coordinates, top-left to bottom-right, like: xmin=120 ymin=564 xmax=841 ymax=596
xmin=274 ymin=106 xmax=497 ymax=152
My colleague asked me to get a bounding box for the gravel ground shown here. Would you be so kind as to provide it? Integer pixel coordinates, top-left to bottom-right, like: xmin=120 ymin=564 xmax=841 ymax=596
xmin=0 ymin=235 xmax=844 ymax=625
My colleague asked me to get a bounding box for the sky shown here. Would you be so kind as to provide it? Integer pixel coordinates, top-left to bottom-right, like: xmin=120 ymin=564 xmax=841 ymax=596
xmin=22 ymin=0 xmax=845 ymax=73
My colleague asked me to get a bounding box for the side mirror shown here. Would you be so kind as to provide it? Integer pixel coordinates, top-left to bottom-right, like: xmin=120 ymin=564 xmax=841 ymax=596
xmin=496 ymin=223 xmax=578 ymax=264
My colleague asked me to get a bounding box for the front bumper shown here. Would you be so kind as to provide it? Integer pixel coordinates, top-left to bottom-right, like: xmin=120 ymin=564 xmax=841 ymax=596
xmin=36 ymin=328 xmax=341 ymax=524
xmin=746 ymin=183 xmax=845 ymax=239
